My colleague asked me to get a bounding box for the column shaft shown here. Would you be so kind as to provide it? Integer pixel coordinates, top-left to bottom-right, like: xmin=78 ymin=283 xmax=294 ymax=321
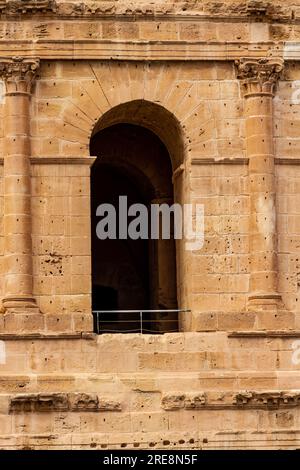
xmin=236 ymin=58 xmax=284 ymax=310
xmin=0 ymin=58 xmax=40 ymax=311
xmin=246 ymin=94 xmax=280 ymax=305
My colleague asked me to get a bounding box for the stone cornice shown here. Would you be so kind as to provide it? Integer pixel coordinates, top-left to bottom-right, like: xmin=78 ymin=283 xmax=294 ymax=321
xmin=191 ymin=158 xmax=249 ymax=165
xmin=9 ymin=392 xmax=122 ymax=412
xmin=0 ymin=157 xmax=299 ymax=167
xmin=235 ymin=58 xmax=284 ymax=96
xmin=8 ymin=389 xmax=300 ymax=413
xmin=0 ymin=157 xmax=96 ymax=166
xmin=190 ymin=158 xmax=300 ymax=166
xmin=234 ymin=391 xmax=300 ymax=409
xmin=0 ymin=1 xmax=295 ymax=23
xmin=0 ymin=41 xmax=286 ymax=62
xmin=161 ymin=390 xmax=300 ymax=410
xmin=0 ymin=331 xmax=95 ymax=339
xmin=0 ymin=0 xmax=57 ymax=15
xmin=30 ymin=156 xmax=96 ymax=165
xmin=0 ymin=56 xmax=40 ymax=94
xmin=229 ymin=330 xmax=300 ymax=337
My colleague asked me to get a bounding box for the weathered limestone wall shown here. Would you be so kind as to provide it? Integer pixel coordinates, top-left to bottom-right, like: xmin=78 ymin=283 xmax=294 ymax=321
xmin=8 ymin=58 xmax=300 ymax=332
xmin=275 ymin=65 xmax=300 ymax=319
xmin=0 ymin=0 xmax=300 ymax=450
xmin=21 ymin=60 xmax=249 ymax=331
xmin=0 ymin=332 xmax=300 ymax=450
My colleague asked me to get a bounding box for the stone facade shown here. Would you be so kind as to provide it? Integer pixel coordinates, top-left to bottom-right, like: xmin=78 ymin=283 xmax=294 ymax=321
xmin=0 ymin=0 xmax=300 ymax=449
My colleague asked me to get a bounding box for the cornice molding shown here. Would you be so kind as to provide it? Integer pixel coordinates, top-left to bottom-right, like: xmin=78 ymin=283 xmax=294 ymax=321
xmin=0 ymin=41 xmax=285 ymax=62
xmin=0 ymin=1 xmax=295 ymax=23
xmin=0 ymin=157 xmax=295 ymax=168
xmin=0 ymin=0 xmax=57 ymax=15
xmin=30 ymin=156 xmax=96 ymax=165
xmin=161 ymin=390 xmax=300 ymax=411
xmin=229 ymin=330 xmax=300 ymax=337
xmin=191 ymin=157 xmax=249 ymax=165
xmin=9 ymin=392 xmax=122 ymax=412
xmin=9 ymin=389 xmax=300 ymax=413
xmin=0 ymin=331 xmax=95 ymax=339
xmin=190 ymin=158 xmax=300 ymax=166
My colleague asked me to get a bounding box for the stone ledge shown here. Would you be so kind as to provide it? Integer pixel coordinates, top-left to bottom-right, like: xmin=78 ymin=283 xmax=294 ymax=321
xmin=30 ymin=156 xmax=97 ymax=165
xmin=161 ymin=393 xmax=206 ymax=410
xmin=0 ymin=41 xmax=284 ymax=61
xmin=191 ymin=157 xmax=300 ymax=166
xmin=9 ymin=392 xmax=122 ymax=413
xmin=0 ymin=157 xmax=97 ymax=165
xmin=0 ymin=332 xmax=95 ymax=340
xmin=8 ymin=389 xmax=300 ymax=414
xmin=191 ymin=157 xmax=249 ymax=165
xmin=228 ymin=330 xmax=300 ymax=338
xmin=161 ymin=390 xmax=300 ymax=410
xmin=0 ymin=1 xmax=295 ymax=23
xmin=234 ymin=390 xmax=300 ymax=408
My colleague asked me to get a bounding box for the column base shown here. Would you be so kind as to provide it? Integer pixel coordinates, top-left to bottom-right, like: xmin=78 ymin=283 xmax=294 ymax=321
xmin=247 ymin=293 xmax=294 ymax=330
xmin=1 ymin=295 xmax=40 ymax=313
xmin=247 ymin=293 xmax=284 ymax=311
xmin=0 ymin=296 xmax=44 ymax=333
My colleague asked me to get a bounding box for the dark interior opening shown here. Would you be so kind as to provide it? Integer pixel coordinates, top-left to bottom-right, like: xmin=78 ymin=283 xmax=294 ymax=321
xmin=92 ymin=285 xmax=118 ymax=311
xmin=90 ymin=123 xmax=178 ymax=333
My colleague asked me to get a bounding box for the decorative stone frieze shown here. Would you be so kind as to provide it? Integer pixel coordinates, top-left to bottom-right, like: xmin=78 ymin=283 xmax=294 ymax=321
xmin=0 ymin=1 xmax=292 ymax=21
xmin=9 ymin=393 xmax=122 ymax=412
xmin=162 ymin=391 xmax=300 ymax=410
xmin=234 ymin=391 xmax=300 ymax=409
xmin=161 ymin=393 xmax=206 ymax=410
xmin=10 ymin=393 xmax=69 ymax=412
xmin=0 ymin=0 xmax=57 ymax=15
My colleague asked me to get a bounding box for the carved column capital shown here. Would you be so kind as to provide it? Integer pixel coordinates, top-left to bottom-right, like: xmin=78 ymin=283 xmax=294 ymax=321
xmin=235 ymin=58 xmax=284 ymax=96
xmin=0 ymin=56 xmax=40 ymax=94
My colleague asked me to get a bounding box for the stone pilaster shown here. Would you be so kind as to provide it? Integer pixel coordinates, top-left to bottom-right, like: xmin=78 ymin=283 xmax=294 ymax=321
xmin=0 ymin=57 xmax=39 ymax=313
xmin=236 ymin=58 xmax=284 ymax=311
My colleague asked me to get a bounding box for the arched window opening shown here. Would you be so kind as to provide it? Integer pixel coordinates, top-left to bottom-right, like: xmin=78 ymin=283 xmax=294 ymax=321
xmin=90 ymin=121 xmax=180 ymax=333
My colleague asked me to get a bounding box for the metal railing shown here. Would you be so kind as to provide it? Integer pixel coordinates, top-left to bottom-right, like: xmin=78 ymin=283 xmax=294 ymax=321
xmin=92 ymin=309 xmax=190 ymax=334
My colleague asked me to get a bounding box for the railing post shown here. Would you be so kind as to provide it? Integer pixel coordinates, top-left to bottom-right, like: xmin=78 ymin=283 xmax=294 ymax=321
xmin=97 ymin=311 xmax=99 ymax=334
xmin=140 ymin=311 xmax=143 ymax=334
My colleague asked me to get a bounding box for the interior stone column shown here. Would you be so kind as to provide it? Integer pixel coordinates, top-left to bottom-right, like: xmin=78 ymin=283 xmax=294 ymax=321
xmin=0 ymin=57 xmax=39 ymax=313
xmin=236 ymin=58 xmax=284 ymax=311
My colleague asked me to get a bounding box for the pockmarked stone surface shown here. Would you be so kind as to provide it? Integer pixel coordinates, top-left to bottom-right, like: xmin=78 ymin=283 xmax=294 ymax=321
xmin=0 ymin=0 xmax=300 ymax=450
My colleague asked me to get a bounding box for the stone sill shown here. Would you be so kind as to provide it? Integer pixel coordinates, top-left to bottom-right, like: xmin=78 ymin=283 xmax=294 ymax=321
xmin=0 ymin=332 xmax=95 ymax=340
xmin=229 ymin=330 xmax=300 ymax=338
